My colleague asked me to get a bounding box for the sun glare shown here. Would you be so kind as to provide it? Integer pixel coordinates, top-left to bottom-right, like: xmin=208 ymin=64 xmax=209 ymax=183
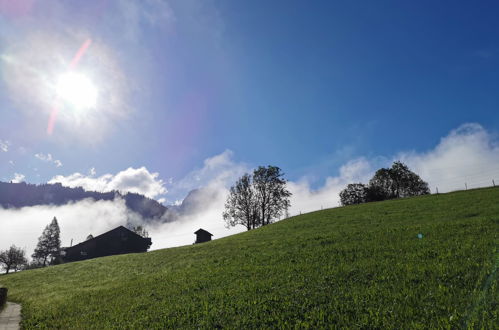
xmin=56 ymin=72 xmax=98 ymax=109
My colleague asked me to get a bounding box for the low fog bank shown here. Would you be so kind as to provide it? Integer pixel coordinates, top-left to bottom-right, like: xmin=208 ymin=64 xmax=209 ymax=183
xmin=0 ymin=188 xmax=245 ymax=255
xmin=0 ymin=198 xmax=142 ymax=256
xmin=150 ymin=188 xmax=246 ymax=250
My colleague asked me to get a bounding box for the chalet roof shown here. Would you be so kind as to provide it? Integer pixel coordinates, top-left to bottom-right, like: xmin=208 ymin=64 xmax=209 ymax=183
xmin=64 ymin=226 xmax=148 ymax=251
xmin=194 ymin=228 xmax=213 ymax=236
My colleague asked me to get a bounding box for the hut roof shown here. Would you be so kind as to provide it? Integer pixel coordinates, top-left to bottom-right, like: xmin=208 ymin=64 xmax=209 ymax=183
xmin=64 ymin=226 xmax=147 ymax=251
xmin=194 ymin=228 xmax=213 ymax=236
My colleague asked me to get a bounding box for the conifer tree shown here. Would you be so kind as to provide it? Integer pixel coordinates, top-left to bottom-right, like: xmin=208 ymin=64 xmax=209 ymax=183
xmin=32 ymin=217 xmax=61 ymax=266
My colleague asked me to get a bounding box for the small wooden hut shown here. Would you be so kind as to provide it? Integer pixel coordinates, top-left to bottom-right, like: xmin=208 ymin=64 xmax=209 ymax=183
xmin=194 ymin=228 xmax=213 ymax=244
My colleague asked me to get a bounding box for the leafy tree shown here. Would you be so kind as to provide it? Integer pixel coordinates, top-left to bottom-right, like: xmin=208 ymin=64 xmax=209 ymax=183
xmin=367 ymin=168 xmax=394 ymax=201
xmin=223 ymin=174 xmax=257 ymax=230
xmin=253 ymin=166 xmax=292 ymax=226
xmin=339 ymin=183 xmax=368 ymax=206
xmin=369 ymin=161 xmax=430 ymax=200
xmin=32 ymin=217 xmax=61 ymax=266
xmin=339 ymin=161 xmax=430 ymax=206
xmin=0 ymin=245 xmax=27 ymax=274
xmin=224 ymin=166 xmax=291 ymax=230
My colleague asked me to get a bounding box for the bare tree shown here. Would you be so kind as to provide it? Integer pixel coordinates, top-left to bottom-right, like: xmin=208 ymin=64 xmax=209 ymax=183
xmin=0 ymin=245 xmax=27 ymax=274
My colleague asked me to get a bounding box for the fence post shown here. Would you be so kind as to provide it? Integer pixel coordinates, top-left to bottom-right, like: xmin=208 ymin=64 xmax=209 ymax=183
xmin=493 ymin=180 xmax=496 ymax=187
xmin=465 ymin=182 xmax=468 ymax=190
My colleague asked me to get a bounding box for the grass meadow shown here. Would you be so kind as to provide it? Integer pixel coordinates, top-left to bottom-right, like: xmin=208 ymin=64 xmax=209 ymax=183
xmin=1 ymin=187 xmax=498 ymax=328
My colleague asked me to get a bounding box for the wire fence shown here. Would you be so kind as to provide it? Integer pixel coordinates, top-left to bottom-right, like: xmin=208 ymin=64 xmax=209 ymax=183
xmin=157 ymin=164 xmax=499 ymax=242
xmin=426 ymin=168 xmax=499 ymax=193
xmin=286 ymin=165 xmax=499 ymax=218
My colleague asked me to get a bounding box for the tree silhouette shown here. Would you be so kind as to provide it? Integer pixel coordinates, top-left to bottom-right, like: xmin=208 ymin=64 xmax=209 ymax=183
xmin=223 ymin=173 xmax=257 ymax=230
xmin=253 ymin=166 xmax=291 ymax=226
xmin=32 ymin=217 xmax=61 ymax=266
xmin=224 ymin=166 xmax=291 ymax=230
xmin=339 ymin=183 xmax=368 ymax=206
xmin=369 ymin=161 xmax=430 ymax=199
xmin=0 ymin=245 xmax=27 ymax=274
xmin=340 ymin=161 xmax=430 ymax=206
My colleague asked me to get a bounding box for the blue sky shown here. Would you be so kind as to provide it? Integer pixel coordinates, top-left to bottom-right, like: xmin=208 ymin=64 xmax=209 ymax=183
xmin=1 ymin=0 xmax=499 ymax=204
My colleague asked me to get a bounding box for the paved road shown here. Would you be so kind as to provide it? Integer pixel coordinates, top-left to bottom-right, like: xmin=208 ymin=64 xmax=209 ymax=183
xmin=0 ymin=302 xmax=21 ymax=330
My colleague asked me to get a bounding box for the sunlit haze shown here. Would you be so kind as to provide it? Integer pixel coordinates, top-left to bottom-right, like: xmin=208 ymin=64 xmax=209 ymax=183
xmin=0 ymin=1 xmax=498 ymax=252
xmin=56 ymin=72 xmax=98 ymax=110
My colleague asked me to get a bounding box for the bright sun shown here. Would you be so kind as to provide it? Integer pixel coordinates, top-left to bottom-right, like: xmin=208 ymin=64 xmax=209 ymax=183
xmin=56 ymin=72 xmax=98 ymax=109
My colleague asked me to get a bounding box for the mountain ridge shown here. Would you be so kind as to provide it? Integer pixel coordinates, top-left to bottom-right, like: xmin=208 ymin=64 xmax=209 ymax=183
xmin=0 ymin=181 xmax=168 ymax=222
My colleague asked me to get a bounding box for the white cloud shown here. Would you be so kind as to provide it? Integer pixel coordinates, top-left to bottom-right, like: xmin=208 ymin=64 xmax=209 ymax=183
xmin=0 ymin=198 xmax=142 ymax=260
xmin=288 ymin=123 xmax=499 ymax=212
xmin=287 ymin=158 xmax=374 ymax=214
xmin=149 ymin=153 xmax=371 ymax=249
xmin=160 ymin=123 xmax=499 ymax=238
xmin=3 ymin=123 xmax=498 ymax=255
xmin=1 ymin=150 xmax=242 ymax=254
xmin=35 ymin=153 xmax=52 ymax=161
xmin=397 ymin=123 xmax=499 ymax=192
xmin=49 ymin=167 xmax=167 ymax=200
xmin=11 ymin=173 xmax=25 ymax=183
xmin=150 ymin=194 xmax=246 ymax=250
xmin=168 ymin=150 xmax=249 ymax=201
xmin=0 ymin=140 xmax=9 ymax=152
xmin=147 ymin=150 xmax=250 ymax=248
xmin=35 ymin=153 xmax=63 ymax=167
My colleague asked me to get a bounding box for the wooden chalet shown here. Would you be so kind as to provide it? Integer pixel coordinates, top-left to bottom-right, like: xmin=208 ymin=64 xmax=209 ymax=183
xmin=61 ymin=226 xmax=152 ymax=262
xmin=194 ymin=228 xmax=213 ymax=244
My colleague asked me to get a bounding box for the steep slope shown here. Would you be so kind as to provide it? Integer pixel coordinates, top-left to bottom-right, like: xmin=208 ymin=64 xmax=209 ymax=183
xmin=1 ymin=187 xmax=497 ymax=328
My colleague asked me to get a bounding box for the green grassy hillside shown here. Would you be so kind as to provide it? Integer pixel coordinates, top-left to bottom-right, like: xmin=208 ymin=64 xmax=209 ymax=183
xmin=1 ymin=187 xmax=498 ymax=328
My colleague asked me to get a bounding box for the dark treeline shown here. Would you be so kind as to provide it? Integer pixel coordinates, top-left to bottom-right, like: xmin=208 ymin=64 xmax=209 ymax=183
xmin=339 ymin=161 xmax=430 ymax=206
xmin=0 ymin=181 xmax=167 ymax=221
